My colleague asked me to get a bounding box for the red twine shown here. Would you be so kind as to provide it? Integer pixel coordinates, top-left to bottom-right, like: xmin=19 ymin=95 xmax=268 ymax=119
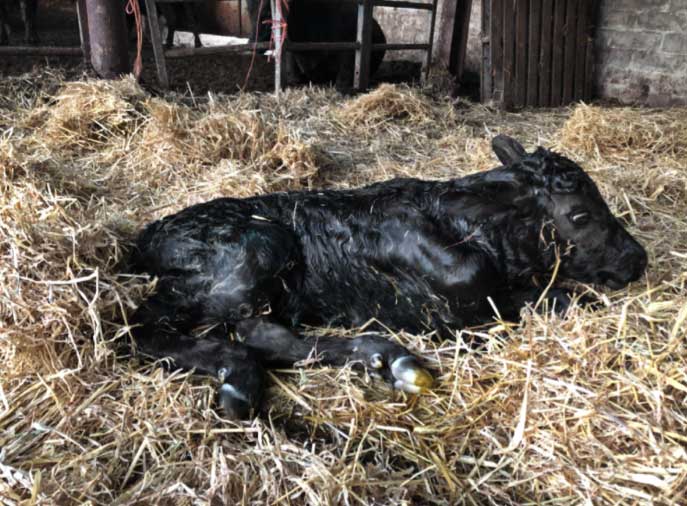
xmin=243 ymin=0 xmax=289 ymax=89
xmin=125 ymin=0 xmax=144 ymax=80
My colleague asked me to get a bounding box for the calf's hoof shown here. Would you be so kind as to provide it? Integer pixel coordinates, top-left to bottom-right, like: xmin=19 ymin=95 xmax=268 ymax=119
xmin=389 ymin=355 xmax=433 ymax=394
xmin=216 ymin=364 xmax=265 ymax=420
xmin=351 ymin=335 xmax=433 ymax=394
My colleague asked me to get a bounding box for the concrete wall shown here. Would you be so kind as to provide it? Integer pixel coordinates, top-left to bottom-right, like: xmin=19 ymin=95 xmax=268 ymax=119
xmin=380 ymin=0 xmax=687 ymax=106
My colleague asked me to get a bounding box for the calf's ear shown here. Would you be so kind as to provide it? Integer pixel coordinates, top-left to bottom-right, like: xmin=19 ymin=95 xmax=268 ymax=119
xmin=492 ymin=135 xmax=527 ymax=166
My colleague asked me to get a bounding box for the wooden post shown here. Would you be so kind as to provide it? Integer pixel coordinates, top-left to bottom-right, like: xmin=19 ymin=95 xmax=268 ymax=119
xmin=448 ymin=0 xmax=472 ymax=79
xmin=145 ymin=0 xmax=169 ymax=88
xmin=353 ymin=0 xmax=373 ymax=91
xmin=422 ymin=0 xmax=440 ymax=83
xmin=76 ymin=0 xmax=90 ymax=62
xmin=84 ymin=0 xmax=129 ymax=78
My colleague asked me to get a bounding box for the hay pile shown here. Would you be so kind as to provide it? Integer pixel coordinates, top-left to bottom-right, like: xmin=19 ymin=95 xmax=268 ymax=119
xmin=1 ymin=71 xmax=686 ymax=505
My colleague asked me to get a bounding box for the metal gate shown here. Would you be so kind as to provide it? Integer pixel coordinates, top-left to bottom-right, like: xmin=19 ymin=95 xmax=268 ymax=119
xmin=481 ymin=0 xmax=596 ymax=109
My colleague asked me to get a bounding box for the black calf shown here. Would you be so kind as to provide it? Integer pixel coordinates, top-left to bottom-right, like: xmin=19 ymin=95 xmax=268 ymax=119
xmin=130 ymin=135 xmax=647 ymax=419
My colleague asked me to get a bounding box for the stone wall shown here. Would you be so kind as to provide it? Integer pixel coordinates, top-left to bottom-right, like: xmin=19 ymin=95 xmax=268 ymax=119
xmin=595 ymin=0 xmax=687 ymax=106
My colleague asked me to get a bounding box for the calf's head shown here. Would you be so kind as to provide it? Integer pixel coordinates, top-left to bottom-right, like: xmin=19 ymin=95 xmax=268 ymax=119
xmin=491 ymin=135 xmax=647 ymax=289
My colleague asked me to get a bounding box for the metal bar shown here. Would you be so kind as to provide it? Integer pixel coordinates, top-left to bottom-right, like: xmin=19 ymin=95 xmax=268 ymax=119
xmin=289 ymin=42 xmax=360 ymax=51
xmin=353 ymin=0 xmax=373 ymax=91
xmin=289 ymin=42 xmax=432 ymax=51
xmin=422 ymin=0 xmax=439 ymax=82
xmin=165 ymin=41 xmax=432 ymax=59
xmin=159 ymin=0 xmax=431 ymax=7
xmin=0 ymin=46 xmax=83 ymax=56
xmin=76 ymin=0 xmax=90 ymax=62
xmin=258 ymin=0 xmax=435 ymax=8
xmin=272 ymin=0 xmax=285 ymax=96
xmin=368 ymin=0 xmax=434 ymax=10
xmin=145 ymin=0 xmax=170 ymax=88
xmin=165 ymin=41 xmax=271 ymax=58
xmin=376 ymin=42 xmax=431 ymax=50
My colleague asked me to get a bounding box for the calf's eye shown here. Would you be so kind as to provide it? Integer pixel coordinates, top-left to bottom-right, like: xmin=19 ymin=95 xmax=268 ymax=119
xmin=570 ymin=212 xmax=590 ymax=226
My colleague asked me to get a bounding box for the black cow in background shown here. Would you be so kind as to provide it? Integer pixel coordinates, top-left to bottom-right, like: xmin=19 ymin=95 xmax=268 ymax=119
xmin=126 ymin=0 xmax=202 ymax=49
xmin=247 ymin=0 xmax=386 ymax=91
xmin=0 ymin=0 xmax=38 ymax=45
xmin=129 ymin=135 xmax=647 ymax=420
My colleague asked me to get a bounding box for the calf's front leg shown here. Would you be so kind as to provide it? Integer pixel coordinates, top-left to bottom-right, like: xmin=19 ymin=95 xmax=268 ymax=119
xmin=236 ymin=318 xmax=433 ymax=394
xmin=132 ymin=295 xmax=266 ymax=420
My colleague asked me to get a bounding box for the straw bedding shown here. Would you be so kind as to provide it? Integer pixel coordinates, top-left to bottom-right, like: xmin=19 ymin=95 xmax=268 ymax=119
xmin=1 ymin=70 xmax=686 ymax=505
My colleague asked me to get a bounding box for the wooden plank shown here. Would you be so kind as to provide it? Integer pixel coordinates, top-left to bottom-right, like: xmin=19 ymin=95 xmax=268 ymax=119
xmin=449 ymin=0 xmax=473 ymax=80
xmin=422 ymin=0 xmax=440 ymax=83
xmin=145 ymin=0 xmax=169 ymax=88
xmin=490 ymin=0 xmax=504 ymax=103
xmin=165 ymin=41 xmax=271 ymax=58
xmin=584 ymin=0 xmax=596 ymax=101
xmin=514 ymin=0 xmax=528 ymax=107
xmin=550 ymin=0 xmax=566 ymax=106
xmin=538 ymin=0 xmax=553 ymax=106
xmin=353 ymin=0 xmax=373 ymax=91
xmin=0 ymin=46 xmax=83 ymax=56
xmin=562 ymin=0 xmax=578 ymax=104
xmin=481 ymin=0 xmax=492 ymax=102
xmin=526 ymin=0 xmax=541 ymax=106
xmin=502 ymin=0 xmax=515 ymax=110
xmin=76 ymin=0 xmax=90 ymax=62
xmin=573 ymin=0 xmax=588 ymax=101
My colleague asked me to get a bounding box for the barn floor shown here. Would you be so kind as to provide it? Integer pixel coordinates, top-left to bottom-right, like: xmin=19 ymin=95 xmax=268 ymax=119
xmin=1 ymin=67 xmax=686 ymax=506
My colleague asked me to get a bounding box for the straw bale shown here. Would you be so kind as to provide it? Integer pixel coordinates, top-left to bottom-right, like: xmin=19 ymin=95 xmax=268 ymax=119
xmin=558 ymin=103 xmax=687 ymax=161
xmin=0 ymin=71 xmax=686 ymax=505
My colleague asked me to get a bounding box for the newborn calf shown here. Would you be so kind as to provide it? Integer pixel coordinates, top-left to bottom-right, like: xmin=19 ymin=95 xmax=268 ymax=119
xmin=130 ymin=135 xmax=647 ymax=418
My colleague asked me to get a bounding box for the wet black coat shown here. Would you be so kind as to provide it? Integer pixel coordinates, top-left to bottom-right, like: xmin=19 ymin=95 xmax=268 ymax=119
xmin=134 ymin=147 xmax=647 ymax=337
xmin=130 ymin=136 xmax=648 ymax=417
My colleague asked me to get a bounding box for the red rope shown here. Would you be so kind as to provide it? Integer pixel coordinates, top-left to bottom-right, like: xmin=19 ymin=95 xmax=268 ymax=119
xmin=243 ymin=0 xmax=289 ymax=89
xmin=125 ymin=0 xmax=143 ymax=80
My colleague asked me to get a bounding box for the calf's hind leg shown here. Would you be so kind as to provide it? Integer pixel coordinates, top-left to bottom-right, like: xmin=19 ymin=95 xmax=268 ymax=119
xmin=132 ymin=294 xmax=266 ymax=420
xmin=236 ymin=318 xmax=433 ymax=393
